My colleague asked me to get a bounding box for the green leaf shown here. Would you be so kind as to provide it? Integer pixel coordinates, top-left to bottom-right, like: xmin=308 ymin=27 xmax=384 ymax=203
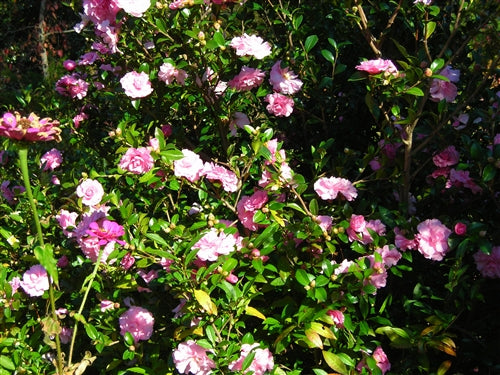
xmin=85 ymin=324 xmax=99 ymax=340
xmin=145 ymin=233 xmax=168 ymax=247
xmin=430 ymin=58 xmax=445 ymax=72
xmin=322 ymin=351 xmax=348 ymax=375
xmin=295 ymin=269 xmax=312 ymax=286
xmin=321 ymin=49 xmax=335 ymax=64
xmin=304 ymin=35 xmax=318 ymax=53
xmin=0 ymin=355 xmax=15 ymax=371
xmin=194 ymin=289 xmax=218 ymax=315
xmin=404 ymin=87 xmax=424 ymax=96
xmin=292 ymin=14 xmax=303 ymax=30
xmin=213 ymin=31 xmax=225 ymax=47
xmin=425 ymin=21 xmax=436 ymax=39
xmin=482 ymin=164 xmax=496 ymax=182
xmin=34 ymin=244 xmax=58 ymax=286
xmin=309 ymin=198 xmax=319 ymax=216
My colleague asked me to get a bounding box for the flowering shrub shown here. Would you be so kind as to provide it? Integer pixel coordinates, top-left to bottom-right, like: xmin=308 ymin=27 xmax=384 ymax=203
xmin=1 ymin=0 xmax=499 ymax=375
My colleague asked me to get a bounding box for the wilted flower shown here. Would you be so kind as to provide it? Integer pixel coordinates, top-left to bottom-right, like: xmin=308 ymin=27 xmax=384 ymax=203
xmin=0 ymin=112 xmax=61 ymax=142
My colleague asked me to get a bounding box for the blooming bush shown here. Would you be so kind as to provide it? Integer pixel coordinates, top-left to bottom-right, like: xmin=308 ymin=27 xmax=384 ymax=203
xmin=1 ymin=0 xmax=499 ymax=374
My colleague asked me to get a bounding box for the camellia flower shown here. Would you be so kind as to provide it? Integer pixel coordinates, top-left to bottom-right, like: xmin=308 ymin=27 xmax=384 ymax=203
xmin=269 ymin=60 xmax=303 ymax=95
xmin=228 ymin=343 xmax=274 ymax=375
xmin=86 ymin=219 xmax=126 ymax=245
xmin=314 ymin=176 xmax=358 ymax=201
xmin=447 ymin=169 xmax=482 ymax=194
xmin=202 ymin=162 xmax=239 ymax=192
xmin=158 ymin=62 xmax=188 ymax=85
xmin=55 ymin=74 xmax=89 ymax=99
xmin=228 ymin=66 xmax=266 ymax=91
xmin=119 ymin=306 xmax=154 ymax=343
xmin=473 ymin=246 xmax=500 ymax=278
xmin=119 ymin=147 xmax=154 ymax=174
xmin=193 ymin=228 xmax=238 ymax=261
xmin=173 ymin=340 xmax=216 ymax=375
xmin=120 ymin=71 xmax=153 ymax=98
xmin=264 ymin=93 xmax=294 ymax=117
xmin=415 ymin=219 xmax=452 ymax=261
xmin=40 ymin=148 xmax=63 ymax=171
xmin=230 ymin=33 xmax=272 ymax=60
xmin=433 ymin=145 xmax=459 ymax=167
xmin=356 ymin=346 xmax=391 ymax=375
xmin=0 ymin=111 xmax=62 ymax=142
xmin=430 ymin=65 xmax=460 ymax=102
xmin=76 ymin=179 xmax=105 ymax=206
xmin=174 ymin=149 xmax=205 ymax=182
xmin=327 ymin=310 xmax=345 ymax=329
xmin=116 ymin=0 xmax=150 ymax=17
xmin=355 ymin=59 xmax=398 ymax=75
xmin=20 ymin=264 xmax=50 ymax=297
xmin=237 ymin=190 xmax=268 ymax=231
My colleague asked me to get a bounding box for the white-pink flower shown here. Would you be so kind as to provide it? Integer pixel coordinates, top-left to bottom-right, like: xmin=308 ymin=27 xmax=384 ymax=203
xmin=158 ymin=62 xmax=188 ymax=85
xmin=433 ymin=146 xmax=459 ymax=167
xmin=269 ymin=60 xmax=303 ymax=95
xmin=264 ymin=93 xmax=294 ymax=117
xmin=40 ymin=148 xmax=63 ymax=171
xmin=314 ymin=176 xmax=357 ymax=201
xmin=20 ymin=265 xmax=50 ymax=297
xmin=116 ymin=0 xmax=150 ymax=17
xmin=228 ymin=66 xmax=266 ymax=91
xmin=119 ymin=306 xmax=154 ymax=343
xmin=473 ymin=246 xmax=500 ymax=278
xmin=430 ymin=65 xmax=460 ymax=102
xmin=120 ymin=71 xmax=153 ymax=98
xmin=174 ymin=149 xmax=205 ymax=182
xmin=230 ymin=34 xmax=272 ymax=60
xmin=119 ymin=147 xmax=154 ymax=174
xmin=415 ymin=219 xmax=452 ymax=261
xmin=173 ymin=340 xmax=216 ymax=375
xmin=356 ymin=59 xmax=398 ymax=75
xmin=193 ymin=228 xmax=238 ymax=261
xmin=228 ymin=344 xmax=274 ymax=375
xmin=76 ymin=179 xmax=104 ymax=206
xmin=202 ymin=162 xmax=239 ymax=192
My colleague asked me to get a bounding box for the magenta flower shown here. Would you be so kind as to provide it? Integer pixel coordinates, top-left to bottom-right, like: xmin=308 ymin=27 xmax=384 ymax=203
xmin=202 ymin=162 xmax=239 ymax=192
xmin=433 ymin=145 xmax=459 ymax=167
xmin=447 ymin=169 xmax=482 ymax=194
xmin=228 ymin=344 xmax=274 ymax=375
xmin=230 ymin=33 xmax=272 ymax=60
xmin=473 ymin=246 xmax=500 ymax=278
xmin=174 ymin=149 xmax=205 ymax=182
xmin=430 ymin=65 xmax=460 ymax=102
xmin=55 ymin=74 xmax=89 ymax=99
xmin=269 ymin=60 xmax=303 ymax=95
xmin=173 ymin=340 xmax=216 ymax=375
xmin=228 ymin=66 xmax=266 ymax=91
xmin=76 ymin=179 xmax=104 ymax=206
xmin=82 ymin=0 xmax=121 ymax=25
xmin=264 ymin=93 xmax=294 ymax=117
xmin=314 ymin=176 xmax=358 ymax=201
xmin=119 ymin=147 xmax=154 ymax=174
xmin=454 ymin=222 xmax=467 ymax=235
xmin=119 ymin=306 xmax=154 ymax=343
xmin=356 ymin=59 xmax=398 ymax=75
xmin=415 ymin=219 xmax=452 ymax=261
xmin=0 ymin=112 xmax=61 ymax=142
xmin=20 ymin=264 xmax=50 ymax=297
xmin=63 ymin=59 xmax=77 ymax=71
xmin=327 ymin=310 xmax=345 ymax=329
xmin=86 ymin=219 xmax=125 ymax=245
xmin=40 ymin=148 xmax=63 ymax=171
xmin=356 ymin=346 xmax=391 ymax=375
xmin=120 ymin=71 xmax=153 ymax=98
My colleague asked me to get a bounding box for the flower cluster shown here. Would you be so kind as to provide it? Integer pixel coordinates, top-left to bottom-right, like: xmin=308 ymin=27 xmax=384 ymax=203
xmin=0 ymin=112 xmax=61 ymax=142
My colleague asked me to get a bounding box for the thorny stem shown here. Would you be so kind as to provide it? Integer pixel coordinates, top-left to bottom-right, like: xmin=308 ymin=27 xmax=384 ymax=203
xmin=18 ymin=146 xmax=64 ymax=375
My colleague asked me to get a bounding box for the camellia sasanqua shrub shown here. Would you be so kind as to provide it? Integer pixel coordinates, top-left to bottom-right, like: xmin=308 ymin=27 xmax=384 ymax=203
xmin=0 ymin=0 xmax=499 ymax=374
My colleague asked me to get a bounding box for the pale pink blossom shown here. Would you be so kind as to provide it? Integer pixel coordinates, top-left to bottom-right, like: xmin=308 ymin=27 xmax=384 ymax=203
xmin=230 ymin=34 xmax=272 ymax=60
xmin=269 ymin=60 xmax=303 ymax=95
xmin=264 ymin=93 xmax=294 ymax=117
xmin=8 ymin=276 xmax=21 ymax=294
xmin=447 ymin=169 xmax=482 ymax=194
xmin=137 ymin=269 xmax=159 ymax=283
xmin=373 ymin=346 xmax=391 ymax=374
xmin=237 ymin=190 xmax=268 ymax=231
xmin=394 ymin=227 xmax=417 ymax=251
xmin=347 ymin=215 xmax=385 ymax=245
xmin=78 ymin=51 xmax=99 ymax=65
xmin=120 ymin=71 xmax=153 ymax=98
xmin=20 ymin=265 xmax=50 ymax=297
xmin=430 ymin=65 xmax=460 ymax=102
xmin=414 ymin=0 xmax=432 ymax=5
xmin=60 ymin=326 xmax=73 ymax=344
xmin=76 ymin=179 xmax=104 ymax=206
xmin=327 ymin=310 xmax=345 ymax=329
xmin=173 ymin=340 xmax=216 ymax=375
xmin=79 ymin=238 xmax=116 ymax=263
xmin=452 ymin=113 xmax=469 ymax=130
xmin=316 ymin=215 xmax=333 ymax=232
xmin=314 ymin=176 xmax=358 ymax=201
xmin=375 ymin=245 xmax=402 ymax=267
xmin=121 ymin=252 xmax=135 ymax=270
xmin=116 ymin=0 xmax=150 ymax=17
xmin=119 ymin=306 xmax=154 ymax=343
xmin=174 ymin=149 xmax=205 ymax=182
xmin=100 ymin=300 xmax=116 ymax=312
xmin=415 ymin=219 xmax=452 ymax=261
xmin=158 ymin=62 xmax=188 ymax=85
xmin=433 ymin=146 xmax=459 ymax=167
xmin=202 ymin=162 xmax=239 ymax=192
xmin=169 ymin=0 xmax=190 ymax=10
xmin=473 ymin=246 xmax=500 ymax=278
xmin=119 ymin=147 xmax=154 ymax=174
xmin=356 ymin=59 xmax=398 ymax=75
xmin=228 ymin=344 xmax=274 ymax=375
xmin=229 ymin=112 xmax=250 ymax=135
xmin=193 ymin=229 xmax=238 ymax=261
xmin=228 ymin=66 xmax=265 ymax=91
xmin=82 ymin=0 xmax=120 ymax=25
xmin=40 ymin=148 xmax=63 ymax=171
xmin=56 ymin=209 xmax=79 ymax=237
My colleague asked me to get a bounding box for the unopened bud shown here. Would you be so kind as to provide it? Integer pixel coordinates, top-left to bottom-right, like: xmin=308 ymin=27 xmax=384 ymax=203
xmin=424 ymin=68 xmax=433 ymax=77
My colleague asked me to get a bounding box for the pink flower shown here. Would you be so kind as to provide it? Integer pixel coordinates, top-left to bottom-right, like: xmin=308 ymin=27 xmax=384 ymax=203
xmin=430 ymin=65 xmax=460 ymax=102
xmin=447 ymin=169 xmax=482 ymax=194
xmin=454 ymin=222 xmax=467 ymax=235
xmin=137 ymin=269 xmax=159 ymax=283
xmin=119 ymin=306 xmax=154 ymax=343
xmin=82 ymin=0 xmax=120 ymax=25
xmin=375 ymin=245 xmax=402 ymax=267
xmin=174 ymin=149 xmax=205 ymax=182
xmin=327 ymin=310 xmax=345 ymax=329
xmin=100 ymin=299 xmax=116 ymax=312
xmin=79 ymin=238 xmax=116 ymax=263
xmin=473 ymin=246 xmax=500 ymax=278
xmin=1 ymin=180 xmax=25 ymax=205
xmin=229 ymin=112 xmax=250 ymax=135
xmin=314 ymin=176 xmax=358 ymax=201
xmin=228 ymin=66 xmax=265 ymax=91
xmin=55 ymin=74 xmax=89 ymax=99
xmin=415 ymin=219 xmax=452 ymax=261
xmin=60 ymin=326 xmax=73 ymax=344
xmin=119 ymin=147 xmax=154 ymax=174
xmin=433 ymin=146 xmax=459 ymax=167
xmin=316 ymin=215 xmax=333 ymax=232
xmin=56 ymin=209 xmax=79 ymax=237
xmin=347 ymin=215 xmax=385 ymax=245
xmin=264 ymin=93 xmax=294 ymax=117
xmin=193 ymin=229 xmax=238 ymax=261
xmin=86 ymin=219 xmax=125 ymax=246
xmin=20 ymin=265 xmax=50 ymax=297
xmin=116 ymin=0 xmax=150 ymax=17
xmin=173 ymin=340 xmax=216 ymax=375
xmin=0 ymin=112 xmax=61 ymax=142
xmin=356 ymin=59 xmax=398 ymax=75
xmin=121 ymin=252 xmax=135 ymax=270
xmin=269 ymin=60 xmax=303 ymax=95
xmin=373 ymin=346 xmax=391 ymax=374
xmin=8 ymin=276 xmax=21 ymax=294
xmin=237 ymin=190 xmax=268 ymax=231
xmin=414 ymin=0 xmax=432 ymax=5
xmin=76 ymin=179 xmax=104 ymax=206
xmin=228 ymin=344 xmax=274 ymax=375
xmin=202 ymin=162 xmax=239 ymax=192
xmin=78 ymin=51 xmax=99 ymax=65
xmin=120 ymin=71 xmax=153 ymax=98
xmin=40 ymin=148 xmax=63 ymax=171
xmin=230 ymin=34 xmax=272 ymax=59
xmin=158 ymin=62 xmax=188 ymax=85
xmin=63 ymin=59 xmax=77 ymax=71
